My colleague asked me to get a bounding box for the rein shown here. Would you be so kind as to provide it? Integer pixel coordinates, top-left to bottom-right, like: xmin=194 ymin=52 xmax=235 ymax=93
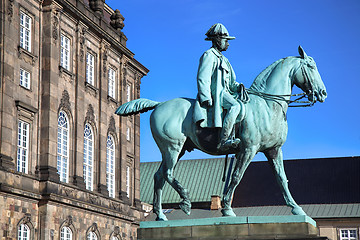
xmin=246 ymin=62 xmax=315 ymax=108
xmin=247 ymin=89 xmax=314 ymax=107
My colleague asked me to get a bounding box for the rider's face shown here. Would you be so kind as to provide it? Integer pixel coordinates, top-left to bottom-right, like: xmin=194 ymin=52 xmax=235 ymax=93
xmin=219 ymin=38 xmax=229 ymax=51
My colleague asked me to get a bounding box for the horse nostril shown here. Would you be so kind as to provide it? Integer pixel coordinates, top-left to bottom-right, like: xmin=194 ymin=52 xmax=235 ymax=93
xmin=322 ymin=90 xmax=327 ymax=96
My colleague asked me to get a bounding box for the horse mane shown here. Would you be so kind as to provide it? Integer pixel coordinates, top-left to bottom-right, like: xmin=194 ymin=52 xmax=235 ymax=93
xmin=250 ymin=57 xmax=294 ymax=92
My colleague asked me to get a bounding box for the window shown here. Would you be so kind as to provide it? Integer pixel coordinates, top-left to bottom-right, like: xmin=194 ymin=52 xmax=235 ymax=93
xmin=86 ymin=52 xmax=95 ymax=85
xmin=57 ymin=111 xmax=69 ymax=183
xmin=60 ymin=34 xmax=71 ymax=71
xmin=60 ymin=226 xmax=72 ymax=240
xmin=17 ymin=120 xmax=29 ymax=173
xmin=20 ymin=68 xmax=30 ymax=89
xmin=108 ymin=68 xmax=116 ymax=98
xmin=126 ymin=84 xmax=131 ymax=102
xmin=126 ymin=166 xmax=130 ymax=198
xmin=87 ymin=232 xmax=98 ymax=240
xmin=83 ymin=124 xmax=94 ymax=191
xmin=126 ymin=127 xmax=130 ymax=141
xmin=18 ymin=223 xmax=30 ymax=240
xmin=106 ymin=135 xmax=115 ymax=198
xmin=340 ymin=229 xmax=358 ymax=240
xmin=20 ymin=12 xmax=31 ymax=52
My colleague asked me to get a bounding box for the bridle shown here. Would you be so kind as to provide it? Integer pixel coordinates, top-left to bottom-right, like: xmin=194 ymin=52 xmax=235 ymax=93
xmin=247 ymin=59 xmax=315 ymax=108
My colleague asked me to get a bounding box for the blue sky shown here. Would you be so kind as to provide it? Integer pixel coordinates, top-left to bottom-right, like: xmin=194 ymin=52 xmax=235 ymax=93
xmin=107 ymin=0 xmax=360 ymax=162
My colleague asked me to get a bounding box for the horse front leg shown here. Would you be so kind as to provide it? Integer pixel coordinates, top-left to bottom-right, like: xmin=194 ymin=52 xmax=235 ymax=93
xmin=222 ymin=148 xmax=256 ymax=217
xmin=265 ymin=148 xmax=307 ymax=216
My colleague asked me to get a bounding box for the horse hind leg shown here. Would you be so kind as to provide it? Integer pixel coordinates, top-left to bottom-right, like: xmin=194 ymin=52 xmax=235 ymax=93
xmin=153 ymin=163 xmax=167 ymax=221
xmin=162 ymin=146 xmax=191 ymax=215
xmin=265 ymin=148 xmax=307 ymax=216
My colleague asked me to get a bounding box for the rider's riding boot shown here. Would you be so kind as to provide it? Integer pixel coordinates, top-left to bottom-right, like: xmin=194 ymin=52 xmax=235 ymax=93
xmin=218 ymin=138 xmax=241 ymax=151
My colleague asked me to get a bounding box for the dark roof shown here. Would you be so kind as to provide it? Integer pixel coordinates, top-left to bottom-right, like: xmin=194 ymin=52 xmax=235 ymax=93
xmin=140 ymin=156 xmax=360 ymax=207
xmin=232 ymin=156 xmax=360 ymax=207
xmin=144 ymin=203 xmax=360 ymax=221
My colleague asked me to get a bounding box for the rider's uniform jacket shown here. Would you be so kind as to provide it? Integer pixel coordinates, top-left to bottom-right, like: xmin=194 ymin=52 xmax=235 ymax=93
xmin=194 ymin=47 xmax=240 ymax=128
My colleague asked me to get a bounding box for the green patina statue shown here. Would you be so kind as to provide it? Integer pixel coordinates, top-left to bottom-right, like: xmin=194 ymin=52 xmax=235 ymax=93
xmin=115 ymin=24 xmax=327 ymax=221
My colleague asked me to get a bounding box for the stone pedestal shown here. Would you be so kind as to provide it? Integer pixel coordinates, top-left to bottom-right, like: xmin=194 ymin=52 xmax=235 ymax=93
xmin=138 ymin=215 xmax=329 ymax=240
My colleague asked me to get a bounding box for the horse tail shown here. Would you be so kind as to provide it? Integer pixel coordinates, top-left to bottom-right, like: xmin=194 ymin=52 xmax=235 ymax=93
xmin=115 ymin=98 xmax=161 ymax=116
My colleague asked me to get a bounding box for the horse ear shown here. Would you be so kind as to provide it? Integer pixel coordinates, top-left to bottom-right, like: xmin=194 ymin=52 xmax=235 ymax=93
xmin=298 ymin=45 xmax=308 ymax=59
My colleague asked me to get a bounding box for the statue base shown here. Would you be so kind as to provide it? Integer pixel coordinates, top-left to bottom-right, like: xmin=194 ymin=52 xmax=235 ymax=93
xmin=138 ymin=215 xmax=329 ymax=240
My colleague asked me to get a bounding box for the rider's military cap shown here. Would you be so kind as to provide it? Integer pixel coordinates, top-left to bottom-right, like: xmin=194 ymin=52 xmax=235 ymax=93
xmin=205 ymin=23 xmax=235 ymax=41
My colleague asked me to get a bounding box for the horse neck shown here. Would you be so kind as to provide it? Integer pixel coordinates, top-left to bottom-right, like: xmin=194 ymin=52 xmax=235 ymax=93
xmin=250 ymin=57 xmax=299 ymax=100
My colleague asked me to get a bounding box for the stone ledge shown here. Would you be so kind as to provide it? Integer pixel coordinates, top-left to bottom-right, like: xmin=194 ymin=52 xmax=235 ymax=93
xmin=138 ymin=216 xmax=327 ymax=240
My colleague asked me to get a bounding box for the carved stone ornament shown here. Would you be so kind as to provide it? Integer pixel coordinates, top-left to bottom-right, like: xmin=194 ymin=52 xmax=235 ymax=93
xmin=89 ymin=222 xmax=98 ymax=232
xmin=89 ymin=0 xmax=104 ymax=13
xmin=136 ymin=75 xmax=141 ymax=97
xmin=23 ymin=214 xmax=32 ymax=224
xmin=78 ymin=25 xmax=87 ymax=62
xmin=59 ymin=90 xmax=71 ymax=112
xmin=113 ymin=226 xmax=121 ymax=238
xmin=102 ymin=45 xmax=109 ymax=77
xmin=64 ymin=215 xmax=73 ymax=227
xmin=8 ymin=0 xmax=14 ymax=22
xmin=110 ymin=9 xmax=125 ymax=30
xmin=85 ymin=104 xmax=95 ymax=123
xmin=52 ymin=9 xmax=60 ymax=44
xmin=108 ymin=116 xmax=116 ymax=134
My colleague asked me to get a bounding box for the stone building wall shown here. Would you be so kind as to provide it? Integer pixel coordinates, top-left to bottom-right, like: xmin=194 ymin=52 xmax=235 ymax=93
xmin=0 ymin=0 xmax=148 ymax=239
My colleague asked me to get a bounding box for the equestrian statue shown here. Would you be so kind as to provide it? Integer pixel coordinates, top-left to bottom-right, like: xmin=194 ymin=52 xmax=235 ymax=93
xmin=115 ymin=23 xmax=327 ymax=221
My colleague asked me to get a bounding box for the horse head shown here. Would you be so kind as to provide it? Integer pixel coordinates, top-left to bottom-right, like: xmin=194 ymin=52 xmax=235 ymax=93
xmin=293 ymin=46 xmax=327 ymax=103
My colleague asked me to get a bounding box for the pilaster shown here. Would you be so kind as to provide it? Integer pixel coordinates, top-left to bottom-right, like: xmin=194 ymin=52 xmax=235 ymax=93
xmin=37 ymin=1 xmax=63 ymax=182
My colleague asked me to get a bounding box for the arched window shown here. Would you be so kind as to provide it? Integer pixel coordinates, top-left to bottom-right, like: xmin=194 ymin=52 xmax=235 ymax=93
xmin=17 ymin=223 xmax=30 ymax=240
xmin=60 ymin=226 xmax=72 ymax=240
xmin=83 ymin=124 xmax=94 ymax=191
xmin=57 ymin=111 xmax=69 ymax=183
xmin=87 ymin=232 xmax=98 ymax=240
xmin=106 ymin=135 xmax=115 ymax=198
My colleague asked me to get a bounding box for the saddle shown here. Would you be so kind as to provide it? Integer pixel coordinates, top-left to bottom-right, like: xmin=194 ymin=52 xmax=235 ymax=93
xmin=194 ymin=121 xmax=242 ymax=155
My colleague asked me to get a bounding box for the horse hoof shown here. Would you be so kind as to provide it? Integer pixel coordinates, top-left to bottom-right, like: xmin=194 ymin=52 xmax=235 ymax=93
xmin=291 ymin=206 xmax=306 ymax=216
xmin=221 ymin=208 xmax=236 ymax=217
xmin=179 ymin=199 xmax=191 ymax=215
xmin=156 ymin=213 xmax=168 ymax=221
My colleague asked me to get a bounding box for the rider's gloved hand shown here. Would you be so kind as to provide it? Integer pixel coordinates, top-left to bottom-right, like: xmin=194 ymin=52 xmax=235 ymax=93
xmin=202 ymin=100 xmax=213 ymax=108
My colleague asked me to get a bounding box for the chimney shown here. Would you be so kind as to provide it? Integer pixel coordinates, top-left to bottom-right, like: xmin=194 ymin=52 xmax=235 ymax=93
xmin=210 ymin=195 xmax=221 ymax=210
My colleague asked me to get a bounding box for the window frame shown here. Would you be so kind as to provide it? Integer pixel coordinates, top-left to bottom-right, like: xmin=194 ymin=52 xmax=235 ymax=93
xmin=126 ymin=84 xmax=131 ymax=102
xmin=108 ymin=67 xmax=116 ymax=99
xmin=60 ymin=33 xmax=71 ymax=71
xmin=86 ymin=52 xmax=95 ymax=86
xmin=57 ymin=111 xmax=70 ymax=183
xmin=20 ymin=68 xmax=31 ymax=90
xmin=83 ymin=123 xmax=94 ymax=191
xmin=339 ymin=228 xmax=359 ymax=240
xmin=17 ymin=120 xmax=30 ymax=174
xmin=87 ymin=231 xmax=98 ymax=240
xmin=17 ymin=223 xmax=30 ymax=240
xmin=60 ymin=226 xmax=73 ymax=240
xmin=19 ymin=11 xmax=32 ymax=52
xmin=106 ymin=135 xmax=116 ymax=198
xmin=126 ymin=127 xmax=130 ymax=142
xmin=126 ymin=165 xmax=130 ymax=198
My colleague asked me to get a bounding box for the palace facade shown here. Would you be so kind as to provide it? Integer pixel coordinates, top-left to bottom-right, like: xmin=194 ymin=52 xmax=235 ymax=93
xmin=0 ymin=0 xmax=148 ymax=239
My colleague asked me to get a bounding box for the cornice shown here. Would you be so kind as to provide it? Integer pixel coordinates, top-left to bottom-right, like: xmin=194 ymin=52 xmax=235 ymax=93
xmin=44 ymin=0 xmax=134 ymax=59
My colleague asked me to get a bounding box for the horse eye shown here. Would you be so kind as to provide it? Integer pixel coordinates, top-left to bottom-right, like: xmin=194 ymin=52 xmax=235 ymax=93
xmin=308 ymin=63 xmax=315 ymax=69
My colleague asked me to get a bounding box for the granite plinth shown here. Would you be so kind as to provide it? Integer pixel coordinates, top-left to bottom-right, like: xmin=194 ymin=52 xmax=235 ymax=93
xmin=138 ymin=215 xmax=329 ymax=240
